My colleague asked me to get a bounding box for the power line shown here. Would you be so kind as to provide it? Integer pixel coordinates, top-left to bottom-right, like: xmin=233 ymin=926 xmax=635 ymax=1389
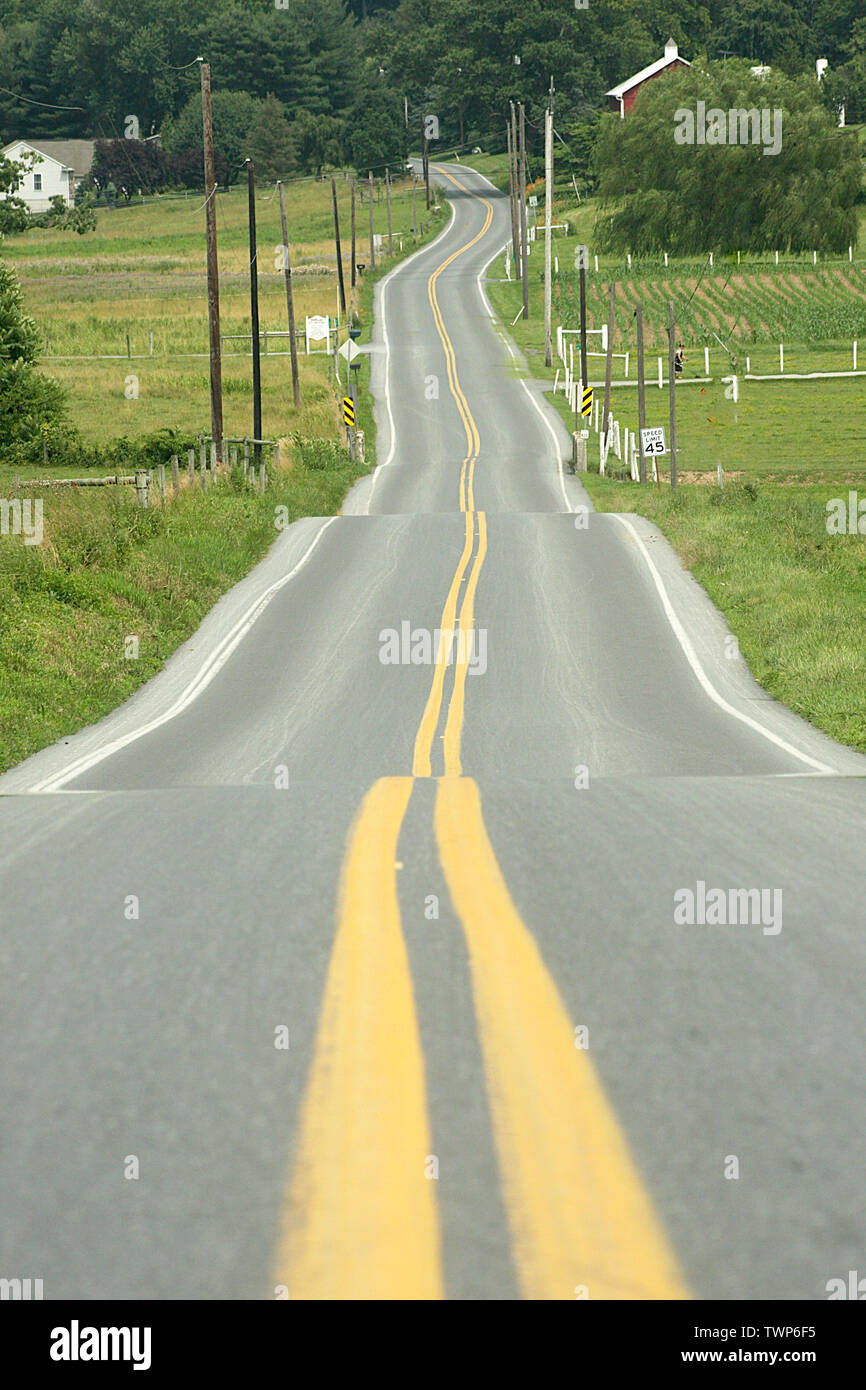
xmin=0 ymin=87 xmax=84 ymax=111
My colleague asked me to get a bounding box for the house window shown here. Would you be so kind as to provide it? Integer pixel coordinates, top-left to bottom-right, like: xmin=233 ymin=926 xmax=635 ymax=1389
xmin=33 ymin=173 xmax=42 ymax=191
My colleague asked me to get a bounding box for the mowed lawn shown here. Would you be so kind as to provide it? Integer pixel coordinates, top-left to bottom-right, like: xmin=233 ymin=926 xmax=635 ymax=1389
xmin=480 ymin=183 xmax=866 ymax=480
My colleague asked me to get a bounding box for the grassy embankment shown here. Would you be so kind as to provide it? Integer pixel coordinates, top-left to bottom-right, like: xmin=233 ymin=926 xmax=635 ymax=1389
xmin=456 ymin=151 xmax=866 ymax=751
xmin=0 ymin=174 xmax=446 ymax=774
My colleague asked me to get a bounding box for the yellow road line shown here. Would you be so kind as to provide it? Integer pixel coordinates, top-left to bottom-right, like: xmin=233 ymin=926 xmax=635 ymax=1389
xmin=425 ymin=172 xmax=492 ymax=510
xmin=411 ymin=172 xmax=493 ymax=775
xmin=442 ymin=511 xmax=487 ymax=777
xmin=434 ymin=776 xmax=690 ymax=1301
xmin=412 ymin=509 xmax=475 ymax=778
xmin=274 ymin=777 xmax=443 ymax=1299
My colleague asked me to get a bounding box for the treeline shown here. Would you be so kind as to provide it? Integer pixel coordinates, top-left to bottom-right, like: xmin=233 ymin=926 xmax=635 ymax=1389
xmin=0 ymin=0 xmax=862 ymax=185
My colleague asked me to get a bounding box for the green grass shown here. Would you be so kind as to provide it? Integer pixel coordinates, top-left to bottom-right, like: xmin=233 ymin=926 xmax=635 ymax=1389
xmin=536 ymin=369 xmax=866 ymax=483
xmin=0 ymin=175 xmax=447 ymax=774
xmin=485 ymin=209 xmax=866 ymax=481
xmin=0 ymin=460 xmax=366 ymax=774
xmin=583 ymin=476 xmax=866 ymax=753
xmin=2 ymin=173 xmax=432 ymax=454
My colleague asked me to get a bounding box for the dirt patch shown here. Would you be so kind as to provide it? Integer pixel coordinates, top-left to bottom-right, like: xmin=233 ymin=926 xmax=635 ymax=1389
xmin=758 ymin=271 xmax=795 ymax=303
xmin=679 ymin=470 xmax=744 ymax=485
xmin=839 ymin=268 xmax=866 ymax=302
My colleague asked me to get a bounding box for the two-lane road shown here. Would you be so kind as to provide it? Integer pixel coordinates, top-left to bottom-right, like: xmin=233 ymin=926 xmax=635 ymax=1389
xmin=1 ymin=164 xmax=864 ymax=1301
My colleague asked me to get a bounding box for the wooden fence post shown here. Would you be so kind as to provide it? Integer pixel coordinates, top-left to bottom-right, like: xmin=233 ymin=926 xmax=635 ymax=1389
xmin=170 ymin=455 xmax=180 ymax=494
xmin=157 ymin=463 xmax=166 ymax=501
xmin=135 ymin=469 xmax=149 ymax=509
xmin=187 ymin=448 xmax=195 ymax=481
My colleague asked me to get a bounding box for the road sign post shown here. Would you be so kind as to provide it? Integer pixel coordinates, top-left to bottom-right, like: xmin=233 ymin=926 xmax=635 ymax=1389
xmin=640 ymin=427 xmax=667 ymax=455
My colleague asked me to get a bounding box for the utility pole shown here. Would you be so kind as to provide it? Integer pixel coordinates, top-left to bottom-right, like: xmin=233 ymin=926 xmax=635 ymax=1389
xmin=544 ymin=77 xmax=554 ymax=366
xmin=508 ymin=102 xmax=514 ymax=258
xmin=350 ymin=178 xmax=356 ymax=290
xmin=518 ymin=102 xmax=529 ymax=320
xmin=331 ymin=176 xmax=346 ymax=317
xmin=277 ymin=181 xmax=301 ymax=410
xmin=422 ymin=114 xmax=430 ymax=209
xmin=368 ymin=170 xmax=375 ymax=270
xmin=246 ymin=159 xmax=262 ymax=467
xmin=636 ymin=300 xmax=647 ymax=484
xmin=412 ymin=174 xmax=417 ymax=239
xmin=506 ymin=119 xmax=519 ymax=276
xmin=385 ymin=166 xmax=393 ymax=256
xmin=579 ymin=253 xmax=588 ymax=397
xmin=668 ymin=301 xmax=678 ymax=487
xmin=603 ymin=281 xmax=615 ymax=453
xmin=199 ymin=60 xmax=223 ymax=465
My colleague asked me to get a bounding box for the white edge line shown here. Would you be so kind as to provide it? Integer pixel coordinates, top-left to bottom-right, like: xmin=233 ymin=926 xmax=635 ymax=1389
xmin=612 ymin=513 xmax=837 ymax=775
xmin=31 ymin=517 xmax=339 ymax=793
xmin=365 ymin=199 xmax=458 ymax=514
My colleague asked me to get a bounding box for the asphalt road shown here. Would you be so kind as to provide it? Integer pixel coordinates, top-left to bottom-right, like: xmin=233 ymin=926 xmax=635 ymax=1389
xmin=1 ymin=164 xmax=865 ymax=1302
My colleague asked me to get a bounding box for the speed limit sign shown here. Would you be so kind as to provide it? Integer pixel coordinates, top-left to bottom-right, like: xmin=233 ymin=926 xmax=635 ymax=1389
xmin=640 ymin=427 xmax=667 ymax=455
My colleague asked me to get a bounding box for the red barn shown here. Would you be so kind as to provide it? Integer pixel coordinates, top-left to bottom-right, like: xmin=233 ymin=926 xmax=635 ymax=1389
xmin=607 ymin=39 xmax=690 ymax=118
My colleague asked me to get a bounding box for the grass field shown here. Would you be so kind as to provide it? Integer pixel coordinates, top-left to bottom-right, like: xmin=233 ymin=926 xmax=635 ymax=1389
xmin=1 ymin=172 xmax=439 ymax=464
xmin=0 ymin=173 xmax=446 ymax=773
xmin=483 ymin=187 xmax=866 ymax=482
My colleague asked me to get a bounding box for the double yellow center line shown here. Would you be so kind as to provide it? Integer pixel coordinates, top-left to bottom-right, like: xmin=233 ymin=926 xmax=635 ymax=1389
xmin=274 ymin=170 xmax=689 ymax=1301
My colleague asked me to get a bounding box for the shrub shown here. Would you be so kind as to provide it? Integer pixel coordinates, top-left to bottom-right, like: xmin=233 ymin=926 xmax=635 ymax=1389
xmin=291 ymin=432 xmax=349 ymax=470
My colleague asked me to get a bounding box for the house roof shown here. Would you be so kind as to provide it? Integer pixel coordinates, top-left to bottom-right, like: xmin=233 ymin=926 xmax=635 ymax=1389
xmin=3 ymin=139 xmax=95 ymax=177
xmin=606 ymin=39 xmax=690 ymax=99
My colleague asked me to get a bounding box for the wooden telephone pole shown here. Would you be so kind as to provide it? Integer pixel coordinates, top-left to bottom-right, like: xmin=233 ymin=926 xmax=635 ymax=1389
xmin=331 ymin=176 xmax=346 ymax=316
xmin=368 ymin=170 xmax=375 ymax=269
xmin=350 ymin=178 xmax=356 ymax=290
xmin=422 ymin=115 xmax=430 ymax=209
xmin=575 ymin=248 xmax=588 ymax=434
xmin=518 ymin=103 xmax=529 ymax=320
xmin=277 ymin=181 xmax=301 ymax=409
xmin=668 ymin=301 xmax=678 ymax=487
xmin=246 ymin=159 xmax=262 ymax=465
xmin=603 ymin=281 xmax=615 ymax=451
xmin=544 ymin=77 xmax=554 ymax=366
xmin=636 ymin=300 xmax=647 ymax=484
xmin=199 ymin=60 xmax=223 ymax=464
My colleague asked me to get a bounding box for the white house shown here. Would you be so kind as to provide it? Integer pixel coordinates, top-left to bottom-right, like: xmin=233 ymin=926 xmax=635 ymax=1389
xmin=0 ymin=140 xmax=95 ymax=212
